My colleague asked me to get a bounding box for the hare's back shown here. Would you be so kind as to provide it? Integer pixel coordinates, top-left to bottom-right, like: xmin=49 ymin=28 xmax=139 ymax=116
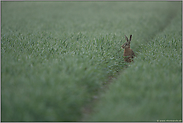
xmin=123 ymin=48 xmax=133 ymax=56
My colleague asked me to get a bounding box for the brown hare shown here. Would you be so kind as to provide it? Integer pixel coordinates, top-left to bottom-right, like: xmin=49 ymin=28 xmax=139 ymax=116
xmin=121 ymin=35 xmax=135 ymax=62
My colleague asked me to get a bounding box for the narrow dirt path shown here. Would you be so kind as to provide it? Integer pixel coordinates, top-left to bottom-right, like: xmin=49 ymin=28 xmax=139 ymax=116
xmin=80 ymin=72 xmax=122 ymax=121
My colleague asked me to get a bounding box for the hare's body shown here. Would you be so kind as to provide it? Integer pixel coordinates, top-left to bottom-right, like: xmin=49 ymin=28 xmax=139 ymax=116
xmin=121 ymin=35 xmax=135 ymax=62
xmin=123 ymin=48 xmax=135 ymax=62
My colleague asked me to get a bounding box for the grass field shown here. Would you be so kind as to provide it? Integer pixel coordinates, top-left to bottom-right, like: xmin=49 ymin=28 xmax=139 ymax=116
xmin=1 ymin=1 xmax=182 ymax=121
xmin=87 ymin=8 xmax=182 ymax=122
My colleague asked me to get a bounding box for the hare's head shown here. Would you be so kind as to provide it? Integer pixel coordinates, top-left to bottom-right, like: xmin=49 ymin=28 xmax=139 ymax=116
xmin=121 ymin=35 xmax=132 ymax=49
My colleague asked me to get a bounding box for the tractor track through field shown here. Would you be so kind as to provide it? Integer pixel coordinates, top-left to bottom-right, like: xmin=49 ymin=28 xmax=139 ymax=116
xmin=80 ymin=75 xmax=119 ymax=121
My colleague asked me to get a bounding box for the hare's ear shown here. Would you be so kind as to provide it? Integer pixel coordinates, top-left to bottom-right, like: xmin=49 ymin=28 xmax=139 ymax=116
xmin=125 ymin=35 xmax=128 ymax=42
xmin=129 ymin=35 xmax=132 ymax=41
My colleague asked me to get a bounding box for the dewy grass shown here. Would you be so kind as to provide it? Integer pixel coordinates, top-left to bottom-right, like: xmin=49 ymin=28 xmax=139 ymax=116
xmin=1 ymin=1 xmax=181 ymax=121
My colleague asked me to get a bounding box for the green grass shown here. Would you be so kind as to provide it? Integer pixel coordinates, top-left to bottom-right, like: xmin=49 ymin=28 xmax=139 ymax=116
xmin=87 ymin=5 xmax=182 ymax=122
xmin=1 ymin=1 xmax=182 ymax=121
